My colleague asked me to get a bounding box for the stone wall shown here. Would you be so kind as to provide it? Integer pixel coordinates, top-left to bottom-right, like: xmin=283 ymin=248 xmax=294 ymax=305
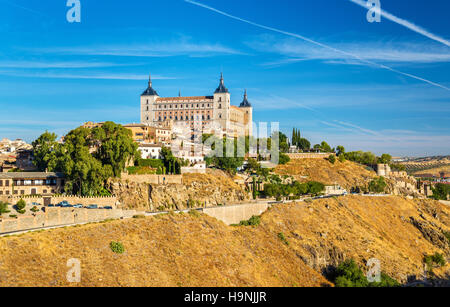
xmin=121 ymin=174 xmax=183 ymax=185
xmin=287 ymin=153 xmax=334 ymax=159
xmin=0 ymin=207 xmax=140 ymax=234
xmin=3 ymin=195 xmax=117 ymax=207
xmin=202 ymin=202 xmax=270 ymax=225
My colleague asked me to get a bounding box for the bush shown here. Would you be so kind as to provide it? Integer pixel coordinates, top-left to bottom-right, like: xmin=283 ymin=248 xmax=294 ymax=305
xmin=110 ymin=241 xmax=125 ymax=254
xmin=278 ymin=232 xmax=289 ymax=245
xmin=30 ymin=206 xmax=39 ymax=213
xmin=238 ymin=215 xmax=261 ymax=226
xmin=368 ymin=177 xmax=387 ymax=193
xmin=444 ymin=231 xmax=450 ymax=244
xmin=328 ymin=154 xmax=336 ymax=164
xmin=188 ymin=210 xmax=201 ymax=218
xmin=278 ymin=153 xmax=290 ymax=165
xmin=9 ymin=215 xmax=17 ymax=218
xmin=132 ymin=215 xmax=146 ymax=219
xmin=16 ymin=199 xmax=26 ymax=211
xmin=334 ymin=259 xmax=399 ymax=287
xmin=0 ymin=201 xmax=10 ymax=216
xmin=338 ymin=155 xmax=346 ymax=163
xmin=17 ymin=209 xmax=26 ymax=214
xmin=137 ymin=158 xmax=164 ymax=168
xmin=424 ymin=252 xmax=446 ymax=269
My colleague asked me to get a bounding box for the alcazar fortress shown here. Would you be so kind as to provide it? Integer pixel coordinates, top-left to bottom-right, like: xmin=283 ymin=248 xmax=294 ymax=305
xmin=140 ymin=73 xmax=253 ymax=138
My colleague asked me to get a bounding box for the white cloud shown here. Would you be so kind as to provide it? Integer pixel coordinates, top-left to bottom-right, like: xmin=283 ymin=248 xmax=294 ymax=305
xmin=0 ymin=60 xmax=134 ymax=69
xmin=0 ymin=71 xmax=176 ymax=80
xmin=31 ymin=41 xmax=244 ymax=58
xmin=185 ymin=0 xmax=449 ymax=91
xmin=251 ymin=38 xmax=450 ymax=65
xmin=349 ymin=0 xmax=450 ymax=47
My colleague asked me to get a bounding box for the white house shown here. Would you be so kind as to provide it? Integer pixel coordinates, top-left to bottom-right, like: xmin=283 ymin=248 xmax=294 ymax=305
xmin=138 ymin=143 xmax=162 ymax=159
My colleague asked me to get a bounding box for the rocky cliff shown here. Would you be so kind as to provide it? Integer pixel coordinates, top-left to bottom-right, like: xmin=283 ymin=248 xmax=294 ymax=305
xmin=109 ymin=172 xmax=249 ymax=211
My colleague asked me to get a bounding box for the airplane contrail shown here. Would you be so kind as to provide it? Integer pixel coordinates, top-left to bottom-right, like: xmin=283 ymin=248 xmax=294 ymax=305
xmin=349 ymin=0 xmax=450 ymax=47
xmin=185 ymin=0 xmax=449 ymax=91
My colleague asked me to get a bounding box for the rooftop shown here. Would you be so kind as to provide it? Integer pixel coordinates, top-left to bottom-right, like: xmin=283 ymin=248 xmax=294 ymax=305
xmin=0 ymin=172 xmax=65 ymax=179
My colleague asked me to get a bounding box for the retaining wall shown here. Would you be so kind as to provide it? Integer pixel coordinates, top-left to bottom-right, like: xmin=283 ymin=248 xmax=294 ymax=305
xmin=201 ymin=202 xmax=270 ymax=225
xmin=0 ymin=207 xmax=141 ymax=234
xmin=121 ymin=174 xmax=183 ymax=185
xmin=287 ymin=153 xmax=334 ymax=159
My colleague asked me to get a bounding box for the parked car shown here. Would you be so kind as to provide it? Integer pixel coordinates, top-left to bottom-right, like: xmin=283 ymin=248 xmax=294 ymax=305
xmin=103 ymin=206 xmax=113 ymax=210
xmin=73 ymin=204 xmax=83 ymax=208
xmin=47 ymin=204 xmax=55 ymax=207
xmin=31 ymin=202 xmax=42 ymax=207
xmin=61 ymin=204 xmax=73 ymax=208
xmin=85 ymin=204 xmax=98 ymax=209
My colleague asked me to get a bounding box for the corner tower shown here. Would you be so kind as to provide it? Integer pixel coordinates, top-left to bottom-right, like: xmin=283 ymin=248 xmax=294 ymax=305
xmin=141 ymin=74 xmax=159 ymax=125
xmin=239 ymin=89 xmax=253 ymax=137
xmin=213 ymin=73 xmax=231 ymax=136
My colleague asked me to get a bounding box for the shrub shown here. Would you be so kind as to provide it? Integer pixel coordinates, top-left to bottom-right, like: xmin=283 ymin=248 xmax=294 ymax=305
xmin=9 ymin=215 xmax=17 ymax=218
xmin=424 ymin=252 xmax=446 ymax=269
xmin=188 ymin=210 xmax=201 ymax=218
xmin=338 ymin=155 xmax=346 ymax=163
xmin=278 ymin=153 xmax=290 ymax=165
xmin=328 ymin=154 xmax=336 ymax=164
xmin=0 ymin=201 xmax=10 ymax=216
xmin=444 ymin=231 xmax=450 ymax=244
xmin=334 ymin=259 xmax=399 ymax=287
xmin=132 ymin=215 xmax=145 ymax=219
xmin=278 ymin=232 xmax=289 ymax=245
xmin=237 ymin=215 xmax=261 ymax=227
xmin=17 ymin=209 xmax=26 ymax=215
xmin=30 ymin=206 xmax=39 ymax=213
xmin=368 ymin=177 xmax=387 ymax=193
xmin=16 ymin=199 xmax=26 ymax=211
xmin=110 ymin=241 xmax=125 ymax=254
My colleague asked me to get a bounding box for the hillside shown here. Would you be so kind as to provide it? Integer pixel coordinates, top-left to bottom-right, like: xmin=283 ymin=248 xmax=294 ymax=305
xmin=413 ymin=165 xmax=450 ymax=177
xmin=0 ymin=212 xmax=328 ymax=287
xmin=109 ymin=172 xmax=249 ymax=211
xmin=274 ymin=158 xmax=376 ymax=189
xmin=0 ymin=195 xmax=448 ymax=287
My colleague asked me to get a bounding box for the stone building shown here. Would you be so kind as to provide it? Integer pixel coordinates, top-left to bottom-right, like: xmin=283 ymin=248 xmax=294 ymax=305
xmin=140 ymin=73 xmax=253 ymax=138
xmin=0 ymin=172 xmax=65 ymax=197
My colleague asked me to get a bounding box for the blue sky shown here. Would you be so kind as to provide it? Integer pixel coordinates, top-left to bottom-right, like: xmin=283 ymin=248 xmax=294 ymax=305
xmin=0 ymin=0 xmax=449 ymax=156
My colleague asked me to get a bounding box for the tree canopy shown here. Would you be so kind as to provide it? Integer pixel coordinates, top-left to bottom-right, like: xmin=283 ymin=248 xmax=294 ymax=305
xmin=32 ymin=122 xmax=139 ymax=196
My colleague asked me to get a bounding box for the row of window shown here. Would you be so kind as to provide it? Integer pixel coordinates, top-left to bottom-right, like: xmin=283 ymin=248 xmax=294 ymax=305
xmin=0 ymin=189 xmax=56 ymax=195
xmin=0 ymin=180 xmax=10 ymax=186
xmin=158 ymin=115 xmax=211 ymax=121
xmin=13 ymin=179 xmax=58 ymax=186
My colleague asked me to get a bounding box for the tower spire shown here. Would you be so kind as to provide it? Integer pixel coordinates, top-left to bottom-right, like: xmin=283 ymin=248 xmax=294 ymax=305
xmin=148 ymin=73 xmax=152 ymax=87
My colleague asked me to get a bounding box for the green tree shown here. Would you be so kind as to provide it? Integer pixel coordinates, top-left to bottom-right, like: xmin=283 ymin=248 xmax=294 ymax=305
xmin=336 ymin=146 xmax=345 ymax=156
xmin=320 ymin=141 xmax=332 ymax=153
xmin=368 ymin=177 xmax=387 ymax=193
xmin=32 ymin=131 xmax=59 ymax=171
xmin=0 ymin=201 xmax=10 ymax=216
xmin=378 ymin=154 xmax=392 ymax=164
xmin=431 ymin=183 xmax=450 ymax=200
xmin=279 ymin=153 xmax=291 ymax=165
xmin=298 ymin=138 xmax=311 ymax=151
xmin=328 ymin=154 xmax=336 ymax=164
xmin=92 ymin=121 xmax=139 ymax=177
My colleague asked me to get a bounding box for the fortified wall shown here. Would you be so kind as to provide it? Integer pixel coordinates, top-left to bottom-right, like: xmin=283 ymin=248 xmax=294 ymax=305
xmin=0 ymin=207 xmax=140 ymax=234
xmin=120 ymin=174 xmax=183 ymax=185
xmin=1 ymin=195 xmax=118 ymax=207
xmin=287 ymin=153 xmax=335 ymax=159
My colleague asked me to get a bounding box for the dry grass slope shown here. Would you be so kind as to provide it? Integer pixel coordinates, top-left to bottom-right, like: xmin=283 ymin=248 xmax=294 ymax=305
xmin=275 ymin=158 xmax=376 ymax=189
xmin=0 ymin=213 xmax=329 ymax=287
xmin=260 ymin=196 xmax=450 ymax=283
xmin=1 ymin=195 xmax=448 ymax=287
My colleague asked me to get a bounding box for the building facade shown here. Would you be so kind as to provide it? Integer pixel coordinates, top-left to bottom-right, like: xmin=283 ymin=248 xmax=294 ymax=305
xmin=0 ymin=172 xmax=65 ymax=197
xmin=140 ymin=74 xmax=253 ymax=138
